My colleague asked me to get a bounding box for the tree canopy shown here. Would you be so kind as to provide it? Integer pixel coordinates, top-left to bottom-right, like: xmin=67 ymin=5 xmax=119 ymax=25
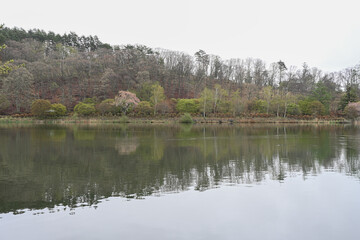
xmin=0 ymin=24 xmax=359 ymax=117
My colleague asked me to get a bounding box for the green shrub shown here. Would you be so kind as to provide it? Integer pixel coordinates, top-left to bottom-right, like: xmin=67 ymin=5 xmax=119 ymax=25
xmin=134 ymin=101 xmax=153 ymax=116
xmin=179 ymin=113 xmax=194 ymax=123
xmin=299 ymin=100 xmax=312 ymax=115
xmin=31 ymin=99 xmax=52 ymax=118
xmin=287 ymin=103 xmax=300 ymax=115
xmin=97 ymin=99 xmax=118 ymax=116
xmin=82 ymin=97 xmax=98 ymax=105
xmin=74 ymin=102 xmax=96 ymax=116
xmin=176 ymin=99 xmax=200 ymax=113
xmin=299 ymin=99 xmax=325 ymax=116
xmin=310 ymin=101 xmax=326 ymax=116
xmin=51 ymin=103 xmax=67 ymax=117
xmin=252 ymin=99 xmax=267 ymax=113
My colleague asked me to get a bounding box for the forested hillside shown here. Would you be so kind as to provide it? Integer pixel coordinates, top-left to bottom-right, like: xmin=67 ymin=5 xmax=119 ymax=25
xmin=0 ymin=25 xmax=359 ymax=117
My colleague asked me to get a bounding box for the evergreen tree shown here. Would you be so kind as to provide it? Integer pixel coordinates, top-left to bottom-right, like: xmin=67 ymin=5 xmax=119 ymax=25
xmin=339 ymin=86 xmax=358 ymax=111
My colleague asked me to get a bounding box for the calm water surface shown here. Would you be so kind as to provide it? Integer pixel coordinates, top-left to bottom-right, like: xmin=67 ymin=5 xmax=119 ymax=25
xmin=0 ymin=124 xmax=359 ymax=240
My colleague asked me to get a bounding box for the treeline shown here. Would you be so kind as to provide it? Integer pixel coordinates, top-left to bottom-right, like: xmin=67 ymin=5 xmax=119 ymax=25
xmin=0 ymin=26 xmax=111 ymax=51
xmin=0 ymin=25 xmax=360 ymax=118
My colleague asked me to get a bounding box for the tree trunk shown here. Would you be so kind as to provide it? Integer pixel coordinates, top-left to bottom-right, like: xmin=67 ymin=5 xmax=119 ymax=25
xmin=284 ymin=102 xmax=287 ymax=118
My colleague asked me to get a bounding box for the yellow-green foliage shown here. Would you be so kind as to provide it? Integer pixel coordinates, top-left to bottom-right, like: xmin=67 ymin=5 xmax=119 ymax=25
xmin=51 ymin=103 xmax=67 ymax=117
xmin=82 ymin=97 xmax=98 ymax=105
xmin=150 ymin=83 xmax=165 ymax=115
xmin=287 ymin=103 xmax=300 ymax=115
xmin=199 ymin=87 xmax=213 ymax=115
xmin=74 ymin=102 xmax=96 ymax=116
xmin=176 ymin=99 xmax=200 ymax=113
xmin=31 ymin=99 xmax=52 ymax=118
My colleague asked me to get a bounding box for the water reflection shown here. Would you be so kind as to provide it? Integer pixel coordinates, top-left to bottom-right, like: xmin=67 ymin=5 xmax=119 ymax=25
xmin=0 ymin=124 xmax=359 ymax=214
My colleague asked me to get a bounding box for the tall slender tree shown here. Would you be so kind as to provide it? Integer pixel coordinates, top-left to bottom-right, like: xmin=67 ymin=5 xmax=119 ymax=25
xmin=3 ymin=67 xmax=34 ymax=112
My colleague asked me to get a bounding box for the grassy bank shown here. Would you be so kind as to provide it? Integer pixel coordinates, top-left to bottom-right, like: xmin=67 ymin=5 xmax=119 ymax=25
xmin=0 ymin=115 xmax=351 ymax=125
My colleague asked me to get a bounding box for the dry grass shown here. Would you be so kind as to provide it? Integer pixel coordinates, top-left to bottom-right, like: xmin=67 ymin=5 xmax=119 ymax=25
xmin=0 ymin=115 xmax=350 ymax=125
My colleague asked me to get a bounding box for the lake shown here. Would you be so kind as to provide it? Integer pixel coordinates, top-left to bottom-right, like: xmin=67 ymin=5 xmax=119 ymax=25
xmin=0 ymin=124 xmax=359 ymax=240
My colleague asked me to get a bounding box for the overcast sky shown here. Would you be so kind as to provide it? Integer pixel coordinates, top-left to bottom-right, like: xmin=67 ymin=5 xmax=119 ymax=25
xmin=2 ymin=0 xmax=360 ymax=72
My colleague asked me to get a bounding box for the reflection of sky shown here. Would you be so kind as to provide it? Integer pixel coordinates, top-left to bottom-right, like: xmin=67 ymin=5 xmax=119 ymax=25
xmin=1 ymin=172 xmax=359 ymax=240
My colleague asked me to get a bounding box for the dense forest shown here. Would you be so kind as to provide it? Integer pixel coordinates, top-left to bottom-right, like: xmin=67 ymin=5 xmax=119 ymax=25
xmin=0 ymin=25 xmax=360 ymax=118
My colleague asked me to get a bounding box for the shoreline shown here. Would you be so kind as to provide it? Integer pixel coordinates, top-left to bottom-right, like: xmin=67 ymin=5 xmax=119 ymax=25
xmin=0 ymin=116 xmax=351 ymax=125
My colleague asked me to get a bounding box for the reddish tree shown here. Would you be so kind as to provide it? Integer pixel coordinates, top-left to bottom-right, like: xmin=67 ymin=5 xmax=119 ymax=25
xmin=114 ymin=91 xmax=140 ymax=115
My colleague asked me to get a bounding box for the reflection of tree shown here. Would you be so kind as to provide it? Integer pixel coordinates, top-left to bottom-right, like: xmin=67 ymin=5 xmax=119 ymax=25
xmin=0 ymin=124 xmax=359 ymax=214
xmin=49 ymin=129 xmax=67 ymax=142
xmin=135 ymin=128 xmax=165 ymax=162
xmin=30 ymin=127 xmax=67 ymax=142
xmin=115 ymin=137 xmax=139 ymax=155
xmin=73 ymin=128 xmax=95 ymax=141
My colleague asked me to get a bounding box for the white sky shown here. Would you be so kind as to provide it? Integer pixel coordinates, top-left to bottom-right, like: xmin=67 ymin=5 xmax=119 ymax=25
xmin=2 ymin=0 xmax=360 ymax=72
